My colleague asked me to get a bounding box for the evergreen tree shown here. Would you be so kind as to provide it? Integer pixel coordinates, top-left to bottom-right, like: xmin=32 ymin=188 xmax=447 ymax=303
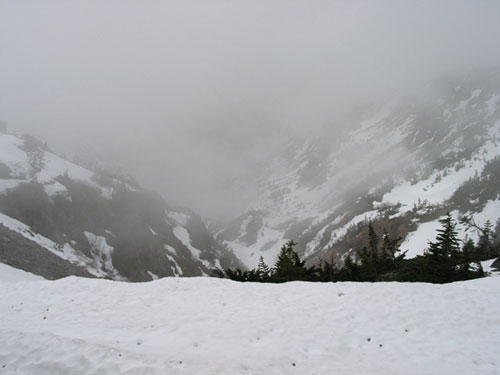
xmin=224 ymin=268 xmax=247 ymax=282
xmin=318 ymin=258 xmax=337 ymax=282
xmin=357 ymin=246 xmax=377 ymax=281
xmin=460 ymin=216 xmax=498 ymax=261
xmin=273 ymin=240 xmax=308 ymax=282
xmin=225 ymin=268 xmax=261 ymax=282
xmin=380 ymin=229 xmax=403 ymax=260
xmin=357 ymin=224 xmax=403 ymax=281
xmin=477 ymin=220 xmax=496 ymax=260
xmin=356 ymin=222 xmax=380 ymax=281
xmin=338 ymin=255 xmax=360 ymax=281
xmin=256 ymin=256 xmax=271 ymax=282
xmin=423 ymin=213 xmax=461 ymax=283
xmin=368 ymin=221 xmax=379 ymax=254
xmin=459 ymin=239 xmax=474 ymax=279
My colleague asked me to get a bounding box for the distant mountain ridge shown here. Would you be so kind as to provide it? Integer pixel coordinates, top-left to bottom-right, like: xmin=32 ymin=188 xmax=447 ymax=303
xmin=218 ymin=70 xmax=500 ymax=269
xmin=0 ymin=132 xmax=241 ymax=281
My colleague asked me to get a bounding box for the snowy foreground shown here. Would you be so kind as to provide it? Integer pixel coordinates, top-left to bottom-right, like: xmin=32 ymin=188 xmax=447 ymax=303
xmin=1 ymin=268 xmax=499 ymax=375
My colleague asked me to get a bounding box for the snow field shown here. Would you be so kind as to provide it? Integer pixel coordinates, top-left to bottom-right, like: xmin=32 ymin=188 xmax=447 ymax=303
xmin=402 ymin=220 xmax=443 ymax=258
xmin=0 ymin=263 xmax=43 ymax=283
xmin=0 ymin=276 xmax=499 ymax=375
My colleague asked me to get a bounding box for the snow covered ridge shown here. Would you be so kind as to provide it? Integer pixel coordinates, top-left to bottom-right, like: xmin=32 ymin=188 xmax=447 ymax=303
xmin=0 ymin=276 xmax=499 ymax=375
xmin=0 ymin=132 xmax=241 ymax=280
xmin=220 ymin=73 xmax=500 ymax=269
xmin=0 ymin=133 xmax=115 ymax=199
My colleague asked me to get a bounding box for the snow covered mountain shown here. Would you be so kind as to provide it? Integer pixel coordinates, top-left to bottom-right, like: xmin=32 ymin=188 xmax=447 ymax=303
xmin=0 ymin=132 xmax=241 ymax=280
xmin=219 ymin=70 xmax=500 ymax=269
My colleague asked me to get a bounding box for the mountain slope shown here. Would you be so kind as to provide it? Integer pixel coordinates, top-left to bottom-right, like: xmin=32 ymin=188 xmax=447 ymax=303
xmin=219 ymin=70 xmax=500 ymax=269
xmin=0 ymin=132 xmax=241 ymax=280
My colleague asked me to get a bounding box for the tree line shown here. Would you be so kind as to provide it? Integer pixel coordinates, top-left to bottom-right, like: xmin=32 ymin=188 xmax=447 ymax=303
xmin=223 ymin=213 xmax=498 ymax=284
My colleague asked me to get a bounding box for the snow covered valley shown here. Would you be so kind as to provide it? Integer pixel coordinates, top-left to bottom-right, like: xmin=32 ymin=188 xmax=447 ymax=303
xmin=1 ymin=267 xmax=499 ymax=375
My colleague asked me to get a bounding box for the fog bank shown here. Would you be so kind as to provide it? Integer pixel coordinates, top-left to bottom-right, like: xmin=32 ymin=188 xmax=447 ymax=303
xmin=1 ymin=0 xmax=500 ymax=217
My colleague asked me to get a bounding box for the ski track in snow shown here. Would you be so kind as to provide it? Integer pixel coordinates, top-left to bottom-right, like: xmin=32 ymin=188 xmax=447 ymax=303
xmin=0 ymin=276 xmax=499 ymax=375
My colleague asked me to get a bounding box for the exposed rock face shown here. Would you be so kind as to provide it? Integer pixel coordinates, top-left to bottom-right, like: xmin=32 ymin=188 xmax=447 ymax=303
xmin=0 ymin=224 xmax=94 ymax=280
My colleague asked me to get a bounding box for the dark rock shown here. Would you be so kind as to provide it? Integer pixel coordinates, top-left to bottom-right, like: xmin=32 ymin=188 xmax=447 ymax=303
xmin=491 ymin=257 xmax=500 ymax=270
xmin=0 ymin=224 xmax=95 ymax=280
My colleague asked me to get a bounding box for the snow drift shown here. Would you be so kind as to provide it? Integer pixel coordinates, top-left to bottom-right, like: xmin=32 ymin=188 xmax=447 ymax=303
xmin=0 ymin=271 xmax=499 ymax=375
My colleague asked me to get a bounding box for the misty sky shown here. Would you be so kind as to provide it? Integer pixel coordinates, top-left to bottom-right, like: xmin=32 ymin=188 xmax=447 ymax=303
xmin=1 ymin=0 xmax=500 ymax=218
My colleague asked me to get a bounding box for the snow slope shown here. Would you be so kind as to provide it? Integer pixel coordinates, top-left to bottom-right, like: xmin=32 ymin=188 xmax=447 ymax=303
xmin=0 ymin=133 xmax=113 ymax=199
xmin=0 ymin=263 xmax=43 ymax=282
xmin=0 ymin=276 xmax=499 ymax=375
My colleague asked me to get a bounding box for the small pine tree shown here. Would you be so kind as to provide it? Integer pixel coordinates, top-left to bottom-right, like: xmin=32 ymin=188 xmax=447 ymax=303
xmin=356 ymin=222 xmax=380 ymax=281
xmin=224 ymin=268 xmax=247 ymax=282
xmin=318 ymin=258 xmax=337 ymax=282
xmin=368 ymin=221 xmax=378 ymax=253
xmin=461 ymin=217 xmax=498 ymax=261
xmin=357 ymin=225 xmax=403 ymax=281
xmin=459 ymin=239 xmax=474 ymax=279
xmin=256 ymin=256 xmax=271 ymax=282
xmin=273 ymin=240 xmax=308 ymax=282
xmin=336 ymin=255 xmax=361 ymax=281
xmin=380 ymin=230 xmax=401 ymax=258
xmin=423 ymin=213 xmax=461 ymax=283
xmin=477 ymin=220 xmax=496 ymax=260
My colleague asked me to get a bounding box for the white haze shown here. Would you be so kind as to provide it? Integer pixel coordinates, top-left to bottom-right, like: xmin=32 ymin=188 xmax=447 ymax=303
xmin=1 ymin=0 xmax=500 ymax=218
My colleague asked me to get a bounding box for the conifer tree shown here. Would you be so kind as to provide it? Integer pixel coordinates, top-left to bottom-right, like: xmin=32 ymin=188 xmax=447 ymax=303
xmin=368 ymin=221 xmax=378 ymax=254
xmin=224 ymin=268 xmax=248 ymax=282
xmin=357 ymin=222 xmax=380 ymax=281
xmin=357 ymin=225 xmax=403 ymax=281
xmin=424 ymin=213 xmax=461 ymax=283
xmin=461 ymin=216 xmax=498 ymax=261
xmin=273 ymin=240 xmax=308 ymax=282
xmin=256 ymin=256 xmax=271 ymax=281
xmin=339 ymin=255 xmax=360 ymax=281
xmin=318 ymin=258 xmax=337 ymax=282
xmin=459 ymin=239 xmax=474 ymax=279
xmin=477 ymin=220 xmax=496 ymax=260
xmin=380 ymin=229 xmax=402 ymax=259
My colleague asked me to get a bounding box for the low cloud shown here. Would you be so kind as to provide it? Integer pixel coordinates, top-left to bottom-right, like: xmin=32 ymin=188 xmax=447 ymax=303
xmin=1 ymin=0 xmax=499 ymax=217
